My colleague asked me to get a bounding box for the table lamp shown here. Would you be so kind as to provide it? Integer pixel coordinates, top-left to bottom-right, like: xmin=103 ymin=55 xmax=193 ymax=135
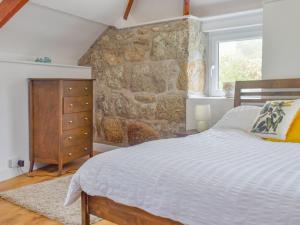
xmin=195 ymin=104 xmax=211 ymax=132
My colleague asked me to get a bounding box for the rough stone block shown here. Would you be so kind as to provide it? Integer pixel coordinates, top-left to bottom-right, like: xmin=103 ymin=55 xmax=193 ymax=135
xmin=151 ymin=31 xmax=178 ymax=60
xmin=102 ymin=117 xmax=124 ymax=143
xmin=123 ymin=39 xmax=151 ymax=62
xmin=102 ymin=48 xmax=124 ymax=66
xmin=127 ymin=122 xmax=160 ymax=146
xmin=156 ymin=95 xmax=186 ymax=122
xmin=130 ymin=64 xmax=166 ymax=93
xmin=134 ymin=94 xmax=156 ymax=103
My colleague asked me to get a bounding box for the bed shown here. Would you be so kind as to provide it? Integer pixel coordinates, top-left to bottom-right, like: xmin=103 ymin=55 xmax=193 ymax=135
xmin=65 ymin=79 xmax=300 ymax=225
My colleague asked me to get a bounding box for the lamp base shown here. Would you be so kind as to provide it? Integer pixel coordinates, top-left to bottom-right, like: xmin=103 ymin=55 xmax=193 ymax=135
xmin=196 ymin=121 xmax=209 ymax=132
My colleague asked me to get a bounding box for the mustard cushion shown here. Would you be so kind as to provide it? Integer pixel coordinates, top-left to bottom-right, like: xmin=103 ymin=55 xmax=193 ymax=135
xmin=267 ymin=110 xmax=300 ymax=143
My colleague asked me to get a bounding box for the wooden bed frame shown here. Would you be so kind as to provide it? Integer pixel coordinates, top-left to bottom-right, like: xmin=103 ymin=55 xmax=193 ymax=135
xmin=234 ymin=78 xmax=300 ymax=107
xmin=81 ymin=192 xmax=182 ymax=225
xmin=82 ymin=78 xmax=300 ymax=225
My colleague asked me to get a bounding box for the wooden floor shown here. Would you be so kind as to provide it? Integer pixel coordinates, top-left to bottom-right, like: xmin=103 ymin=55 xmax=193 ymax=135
xmin=0 ymin=155 xmax=116 ymax=225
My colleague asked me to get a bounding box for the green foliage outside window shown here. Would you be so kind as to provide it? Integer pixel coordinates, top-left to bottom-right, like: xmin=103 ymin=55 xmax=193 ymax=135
xmin=219 ymin=39 xmax=262 ymax=89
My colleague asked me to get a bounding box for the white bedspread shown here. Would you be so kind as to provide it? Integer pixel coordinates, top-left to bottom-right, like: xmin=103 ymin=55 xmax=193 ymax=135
xmin=65 ymin=128 xmax=300 ymax=225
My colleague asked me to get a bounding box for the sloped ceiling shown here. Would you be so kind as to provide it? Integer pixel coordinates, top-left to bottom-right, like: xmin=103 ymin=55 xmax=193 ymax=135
xmin=30 ymin=0 xmax=130 ymax=27
xmin=0 ymin=3 xmax=107 ymax=65
xmin=30 ymin=0 xmax=263 ymax=28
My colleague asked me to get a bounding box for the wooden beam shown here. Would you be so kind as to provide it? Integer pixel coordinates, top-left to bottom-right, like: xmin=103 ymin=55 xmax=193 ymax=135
xmin=0 ymin=0 xmax=28 ymax=28
xmin=183 ymin=0 xmax=190 ymax=16
xmin=123 ymin=0 xmax=134 ymax=20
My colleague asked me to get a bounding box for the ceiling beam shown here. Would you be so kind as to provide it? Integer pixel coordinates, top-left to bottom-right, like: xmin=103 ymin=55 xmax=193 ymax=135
xmin=184 ymin=0 xmax=190 ymax=16
xmin=123 ymin=0 xmax=134 ymax=20
xmin=0 ymin=0 xmax=28 ymax=28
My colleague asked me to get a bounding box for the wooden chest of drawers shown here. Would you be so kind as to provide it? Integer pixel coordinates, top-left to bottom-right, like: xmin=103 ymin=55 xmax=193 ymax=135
xmin=29 ymin=79 xmax=94 ymax=175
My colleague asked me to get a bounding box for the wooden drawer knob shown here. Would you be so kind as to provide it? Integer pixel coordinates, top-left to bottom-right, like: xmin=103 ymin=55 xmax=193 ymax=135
xmin=84 ymin=132 xmax=88 ymax=135
xmin=68 ymin=87 xmax=73 ymax=91
xmin=85 ymin=102 xmax=89 ymax=105
xmin=83 ymin=117 xmax=88 ymax=120
xmin=68 ymin=136 xmax=73 ymax=140
xmin=83 ymin=147 xmax=88 ymax=151
xmin=68 ymin=152 xmax=72 ymax=156
xmin=68 ymin=120 xmax=73 ymax=124
xmin=84 ymin=87 xmax=88 ymax=91
xmin=69 ymin=103 xmax=73 ymax=107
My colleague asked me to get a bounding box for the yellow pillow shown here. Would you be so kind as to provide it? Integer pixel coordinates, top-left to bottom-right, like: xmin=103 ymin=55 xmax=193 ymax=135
xmin=267 ymin=110 xmax=300 ymax=143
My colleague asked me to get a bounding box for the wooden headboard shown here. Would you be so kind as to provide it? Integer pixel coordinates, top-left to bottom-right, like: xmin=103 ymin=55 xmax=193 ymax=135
xmin=234 ymin=79 xmax=300 ymax=107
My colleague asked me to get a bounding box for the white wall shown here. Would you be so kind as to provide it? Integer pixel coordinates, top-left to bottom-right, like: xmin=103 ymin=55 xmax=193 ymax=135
xmin=0 ymin=2 xmax=107 ymax=65
xmin=0 ymin=60 xmax=91 ymax=181
xmin=262 ymin=0 xmax=300 ymax=79
xmin=186 ymin=98 xmax=234 ymax=130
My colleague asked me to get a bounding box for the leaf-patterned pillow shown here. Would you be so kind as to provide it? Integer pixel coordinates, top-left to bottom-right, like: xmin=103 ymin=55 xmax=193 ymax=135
xmin=251 ymin=100 xmax=300 ymax=140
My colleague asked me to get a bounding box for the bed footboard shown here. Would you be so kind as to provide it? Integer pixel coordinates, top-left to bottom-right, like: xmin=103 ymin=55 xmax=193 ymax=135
xmin=81 ymin=192 xmax=182 ymax=225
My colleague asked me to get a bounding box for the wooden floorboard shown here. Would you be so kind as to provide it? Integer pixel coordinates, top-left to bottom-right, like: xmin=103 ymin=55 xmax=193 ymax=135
xmin=0 ymin=154 xmax=116 ymax=225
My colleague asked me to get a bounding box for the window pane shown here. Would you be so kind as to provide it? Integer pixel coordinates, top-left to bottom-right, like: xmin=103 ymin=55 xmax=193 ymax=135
xmin=219 ymin=39 xmax=262 ymax=89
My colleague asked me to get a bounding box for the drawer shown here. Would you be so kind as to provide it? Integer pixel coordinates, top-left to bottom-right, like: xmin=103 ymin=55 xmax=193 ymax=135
xmin=63 ymin=143 xmax=92 ymax=163
xmin=63 ymin=81 xmax=92 ymax=97
xmin=63 ymin=127 xmax=92 ymax=148
xmin=63 ymin=112 xmax=92 ymax=130
xmin=64 ymin=96 xmax=92 ymax=113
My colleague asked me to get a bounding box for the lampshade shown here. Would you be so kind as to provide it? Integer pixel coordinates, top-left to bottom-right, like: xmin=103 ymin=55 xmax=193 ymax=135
xmin=195 ymin=104 xmax=211 ymax=121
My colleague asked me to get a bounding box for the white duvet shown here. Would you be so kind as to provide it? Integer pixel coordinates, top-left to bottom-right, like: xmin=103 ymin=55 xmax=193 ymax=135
xmin=65 ymin=128 xmax=300 ymax=225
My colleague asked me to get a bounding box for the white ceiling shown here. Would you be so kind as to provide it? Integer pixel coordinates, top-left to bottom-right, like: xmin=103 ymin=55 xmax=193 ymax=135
xmin=30 ymin=0 xmax=263 ymax=27
xmin=192 ymin=0 xmax=263 ymax=17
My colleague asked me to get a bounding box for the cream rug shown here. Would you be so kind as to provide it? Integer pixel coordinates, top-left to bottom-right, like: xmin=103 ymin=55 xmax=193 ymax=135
xmin=0 ymin=175 xmax=100 ymax=225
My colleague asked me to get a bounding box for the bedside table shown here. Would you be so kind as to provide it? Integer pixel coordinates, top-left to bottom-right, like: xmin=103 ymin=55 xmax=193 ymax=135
xmin=175 ymin=129 xmax=199 ymax=137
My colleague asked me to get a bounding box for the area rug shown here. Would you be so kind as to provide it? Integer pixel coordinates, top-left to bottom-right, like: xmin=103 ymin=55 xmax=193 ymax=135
xmin=0 ymin=175 xmax=100 ymax=225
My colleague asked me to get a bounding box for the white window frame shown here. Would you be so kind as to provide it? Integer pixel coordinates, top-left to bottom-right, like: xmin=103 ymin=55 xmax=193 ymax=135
xmin=208 ymin=26 xmax=263 ymax=97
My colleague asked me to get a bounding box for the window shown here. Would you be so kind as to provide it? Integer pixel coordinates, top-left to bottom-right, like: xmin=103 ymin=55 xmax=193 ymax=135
xmin=209 ymin=27 xmax=263 ymax=96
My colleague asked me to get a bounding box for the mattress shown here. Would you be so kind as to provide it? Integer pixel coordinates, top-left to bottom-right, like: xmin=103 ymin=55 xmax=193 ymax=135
xmin=65 ymin=128 xmax=300 ymax=225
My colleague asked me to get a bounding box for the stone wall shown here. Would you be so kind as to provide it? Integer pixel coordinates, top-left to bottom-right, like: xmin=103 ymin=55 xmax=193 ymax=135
xmin=79 ymin=18 xmax=207 ymax=146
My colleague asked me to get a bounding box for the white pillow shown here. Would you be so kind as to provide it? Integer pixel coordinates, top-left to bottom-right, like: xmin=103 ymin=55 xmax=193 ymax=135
xmin=214 ymin=106 xmax=261 ymax=132
xmin=251 ymin=100 xmax=300 ymax=140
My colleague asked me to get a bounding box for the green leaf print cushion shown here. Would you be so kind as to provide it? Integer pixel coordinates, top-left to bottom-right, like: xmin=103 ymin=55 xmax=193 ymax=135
xmin=251 ymin=99 xmax=300 ymax=140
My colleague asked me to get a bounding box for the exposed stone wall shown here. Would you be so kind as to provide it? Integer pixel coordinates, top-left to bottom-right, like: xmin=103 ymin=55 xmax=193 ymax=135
xmin=79 ymin=18 xmax=207 ymax=146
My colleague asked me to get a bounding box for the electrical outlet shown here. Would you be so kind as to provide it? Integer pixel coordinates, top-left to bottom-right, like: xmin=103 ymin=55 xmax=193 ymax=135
xmin=8 ymin=158 xmax=20 ymax=168
xmin=18 ymin=160 xmax=25 ymax=167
